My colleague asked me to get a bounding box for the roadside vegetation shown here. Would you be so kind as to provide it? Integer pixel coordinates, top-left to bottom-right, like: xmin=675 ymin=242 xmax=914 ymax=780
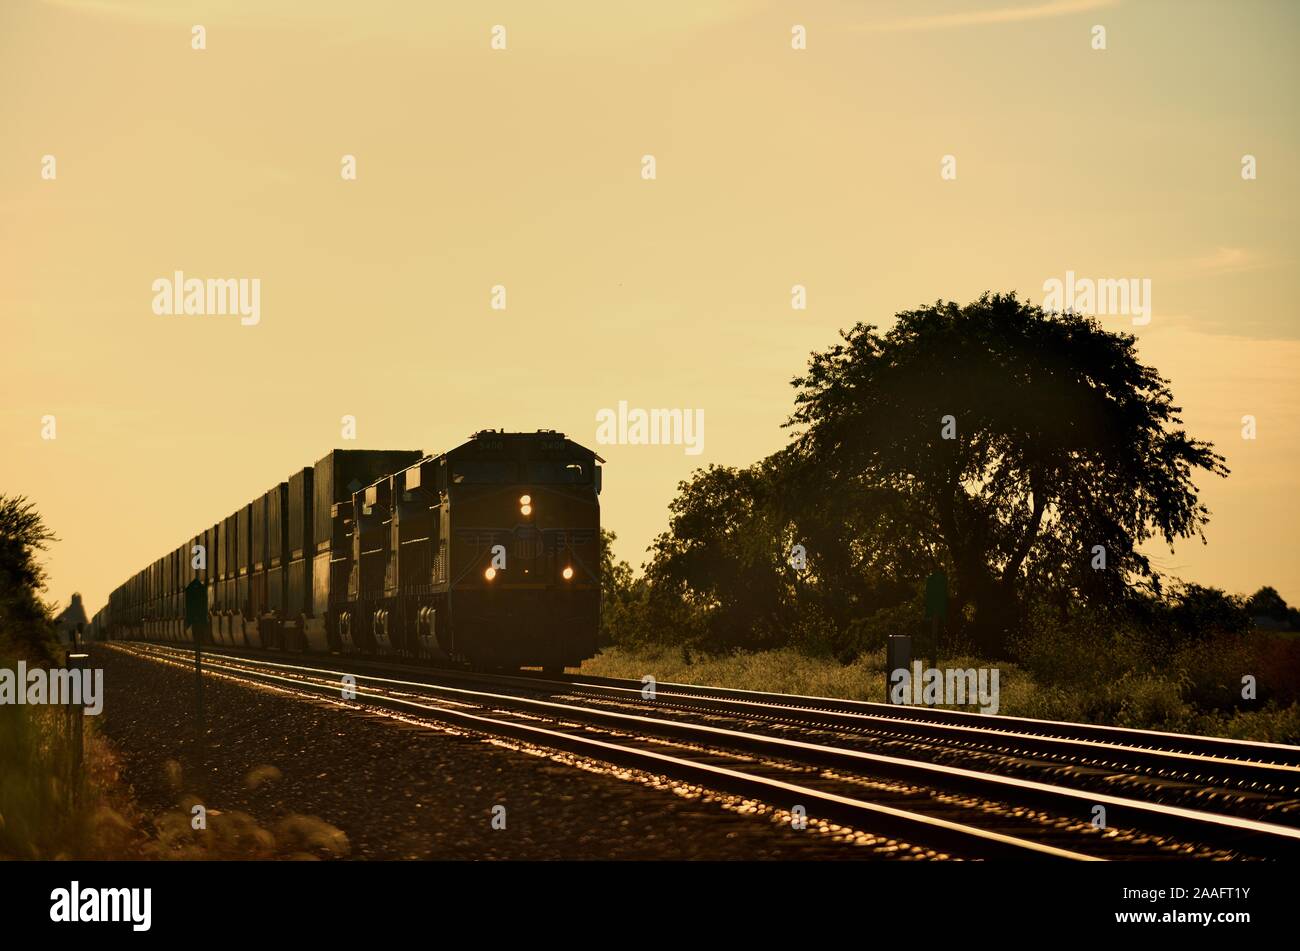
xmin=593 ymin=295 xmax=1300 ymax=744
xmin=582 ymin=620 xmax=1300 ymax=744
xmin=0 ymin=493 xmax=123 ymax=858
xmin=1 ymin=495 xmax=351 ymax=859
xmin=0 ymin=495 xmax=163 ymax=859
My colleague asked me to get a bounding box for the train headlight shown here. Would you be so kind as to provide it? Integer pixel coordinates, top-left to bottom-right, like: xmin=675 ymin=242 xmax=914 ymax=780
xmin=484 ymin=567 xmax=497 ymax=581
xmin=562 ymin=566 xmax=574 ymax=581
xmin=520 ymin=494 xmax=533 ymax=516
xmin=520 ymin=504 xmax=532 ymax=516
xmin=519 ymin=495 xmax=531 ymax=506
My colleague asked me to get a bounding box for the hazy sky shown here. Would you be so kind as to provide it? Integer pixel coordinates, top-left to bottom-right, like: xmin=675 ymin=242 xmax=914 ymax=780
xmin=2 ymin=0 xmax=1297 ymax=614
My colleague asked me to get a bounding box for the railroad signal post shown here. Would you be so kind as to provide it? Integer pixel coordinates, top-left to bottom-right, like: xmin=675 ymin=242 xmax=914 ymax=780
xmin=184 ymin=576 xmax=208 ymax=739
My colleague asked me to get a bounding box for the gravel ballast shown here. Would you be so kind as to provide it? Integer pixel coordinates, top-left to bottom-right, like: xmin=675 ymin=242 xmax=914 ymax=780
xmin=88 ymin=644 xmax=891 ymax=860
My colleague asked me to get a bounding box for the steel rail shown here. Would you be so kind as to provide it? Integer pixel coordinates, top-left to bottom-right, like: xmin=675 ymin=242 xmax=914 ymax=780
xmin=123 ymin=642 xmax=1300 ymax=787
xmin=120 ymin=643 xmax=1300 ymax=858
xmin=120 ymin=644 xmax=1094 ymax=860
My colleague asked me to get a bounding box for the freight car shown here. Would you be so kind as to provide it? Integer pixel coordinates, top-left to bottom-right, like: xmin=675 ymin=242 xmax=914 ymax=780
xmin=98 ymin=431 xmax=602 ymax=672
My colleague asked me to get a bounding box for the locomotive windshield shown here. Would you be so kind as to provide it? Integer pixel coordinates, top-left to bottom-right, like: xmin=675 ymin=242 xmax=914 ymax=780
xmin=452 ymin=461 xmax=516 ymax=484
xmin=451 ymin=459 xmax=590 ymax=485
xmin=525 ymin=461 xmax=589 ymax=484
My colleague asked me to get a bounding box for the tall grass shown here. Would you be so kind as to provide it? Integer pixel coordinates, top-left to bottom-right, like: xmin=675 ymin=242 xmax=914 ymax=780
xmin=0 ymin=649 xmax=142 ymax=859
xmin=580 ymin=632 xmax=1300 ymax=744
xmin=0 ymin=696 xmax=85 ymax=858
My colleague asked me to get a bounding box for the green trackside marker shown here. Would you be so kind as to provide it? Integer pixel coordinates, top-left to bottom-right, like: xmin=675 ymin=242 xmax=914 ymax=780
xmin=185 ymin=577 xmax=207 ymax=631
xmin=184 ymin=577 xmax=207 ymax=738
xmin=925 ymin=571 xmax=948 ymax=619
xmin=924 ymin=572 xmax=947 ymax=701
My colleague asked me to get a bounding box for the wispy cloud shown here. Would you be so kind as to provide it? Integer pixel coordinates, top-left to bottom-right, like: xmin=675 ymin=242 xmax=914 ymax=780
xmin=1187 ymin=247 xmax=1267 ymax=276
xmin=857 ymin=0 xmax=1120 ymax=34
xmin=41 ymin=0 xmax=236 ymax=24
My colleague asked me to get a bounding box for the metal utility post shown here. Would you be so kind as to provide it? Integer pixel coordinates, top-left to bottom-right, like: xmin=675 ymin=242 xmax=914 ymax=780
xmin=924 ymin=571 xmax=948 ymax=705
xmin=195 ymin=635 xmax=204 ymax=736
xmin=67 ymin=651 xmax=88 ymax=807
xmin=886 ymin=634 xmax=912 ymax=705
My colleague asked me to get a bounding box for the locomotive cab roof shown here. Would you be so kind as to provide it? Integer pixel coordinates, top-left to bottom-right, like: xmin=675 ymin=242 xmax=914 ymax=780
xmin=454 ymin=430 xmax=600 ymax=460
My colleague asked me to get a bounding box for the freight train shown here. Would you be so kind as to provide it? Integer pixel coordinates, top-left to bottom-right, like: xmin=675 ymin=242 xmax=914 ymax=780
xmin=92 ymin=431 xmax=602 ymax=672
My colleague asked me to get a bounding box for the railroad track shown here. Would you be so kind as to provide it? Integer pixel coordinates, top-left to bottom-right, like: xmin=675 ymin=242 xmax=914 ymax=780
xmin=110 ymin=642 xmax=1300 ymax=860
xmin=116 ymin=641 xmax=1300 ymax=819
xmin=518 ymin=671 xmax=1300 ymax=822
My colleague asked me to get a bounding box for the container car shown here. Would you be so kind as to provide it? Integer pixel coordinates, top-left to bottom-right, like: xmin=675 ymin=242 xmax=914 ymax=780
xmin=99 ymin=432 xmax=600 ymax=672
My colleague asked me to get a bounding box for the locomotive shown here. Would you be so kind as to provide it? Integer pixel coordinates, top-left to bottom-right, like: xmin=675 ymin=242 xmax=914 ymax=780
xmin=94 ymin=431 xmax=602 ymax=672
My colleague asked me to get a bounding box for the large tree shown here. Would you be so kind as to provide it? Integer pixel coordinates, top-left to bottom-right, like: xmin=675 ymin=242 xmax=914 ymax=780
xmin=0 ymin=495 xmax=59 ymax=662
xmin=786 ymin=293 xmax=1227 ymax=655
xmin=644 ymin=461 xmax=792 ymax=651
xmin=640 ymin=447 xmax=930 ymax=653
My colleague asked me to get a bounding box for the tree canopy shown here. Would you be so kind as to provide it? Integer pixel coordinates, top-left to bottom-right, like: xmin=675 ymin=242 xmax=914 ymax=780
xmin=0 ymin=495 xmax=59 ymax=662
xmin=610 ymin=294 xmax=1233 ymax=659
xmin=783 ymin=294 xmax=1227 ymax=654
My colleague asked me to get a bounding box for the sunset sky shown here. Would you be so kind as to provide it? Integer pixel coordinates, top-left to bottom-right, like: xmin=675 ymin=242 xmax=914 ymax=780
xmin=2 ymin=0 xmax=1297 ymax=615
